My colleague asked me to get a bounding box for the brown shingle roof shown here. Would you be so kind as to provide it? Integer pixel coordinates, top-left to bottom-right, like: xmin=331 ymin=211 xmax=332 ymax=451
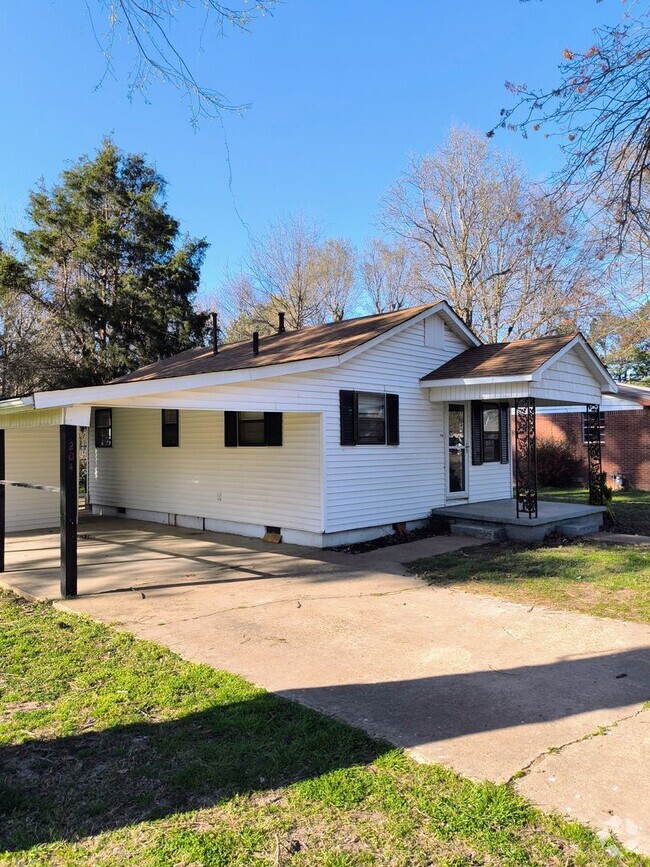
xmin=114 ymin=304 xmax=436 ymax=383
xmin=420 ymin=333 xmax=578 ymax=382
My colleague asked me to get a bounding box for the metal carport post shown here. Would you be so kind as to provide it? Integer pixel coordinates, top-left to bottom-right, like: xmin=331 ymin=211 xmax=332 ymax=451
xmin=0 ymin=423 xmax=78 ymax=598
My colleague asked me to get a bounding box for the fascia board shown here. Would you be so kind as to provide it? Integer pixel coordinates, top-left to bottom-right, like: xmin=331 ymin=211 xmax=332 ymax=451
xmin=32 ymin=355 xmax=342 ymax=409
xmin=419 ymin=374 xmax=533 ymax=388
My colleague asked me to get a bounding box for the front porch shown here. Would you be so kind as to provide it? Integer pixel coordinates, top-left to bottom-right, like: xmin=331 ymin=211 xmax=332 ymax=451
xmin=432 ymin=497 xmax=606 ymax=542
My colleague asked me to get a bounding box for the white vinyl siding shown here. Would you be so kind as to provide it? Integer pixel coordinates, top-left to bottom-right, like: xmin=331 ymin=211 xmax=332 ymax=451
xmin=88 ymin=313 xmax=476 ymax=536
xmin=6 ymin=427 xmax=60 ymax=532
xmin=321 ymin=320 xmax=452 ymax=532
xmin=468 ymin=457 xmax=513 ymax=503
xmin=532 ymin=347 xmax=603 ymax=404
xmin=89 ymin=409 xmax=322 ymax=533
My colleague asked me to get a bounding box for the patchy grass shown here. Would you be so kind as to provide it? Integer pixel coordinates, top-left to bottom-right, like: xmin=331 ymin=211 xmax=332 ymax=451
xmin=409 ymin=540 xmax=650 ymax=624
xmin=1 ymin=593 xmax=647 ymax=865
xmin=541 ymin=487 xmax=650 ymax=536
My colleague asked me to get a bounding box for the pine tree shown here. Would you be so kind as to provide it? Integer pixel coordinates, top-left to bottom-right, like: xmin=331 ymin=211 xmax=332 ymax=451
xmin=4 ymin=138 xmax=208 ymax=390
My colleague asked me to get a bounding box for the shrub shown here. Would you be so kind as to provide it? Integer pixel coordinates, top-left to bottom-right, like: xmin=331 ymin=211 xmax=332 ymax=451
xmin=536 ymin=438 xmax=585 ymax=487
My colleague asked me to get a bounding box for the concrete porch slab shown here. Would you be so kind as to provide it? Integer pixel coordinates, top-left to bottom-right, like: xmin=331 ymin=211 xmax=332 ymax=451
xmin=433 ymin=498 xmax=606 ymax=542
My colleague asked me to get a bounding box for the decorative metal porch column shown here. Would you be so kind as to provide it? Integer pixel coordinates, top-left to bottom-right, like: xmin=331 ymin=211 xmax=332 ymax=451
xmin=514 ymin=397 xmax=538 ymax=519
xmin=585 ymin=404 xmax=604 ymax=506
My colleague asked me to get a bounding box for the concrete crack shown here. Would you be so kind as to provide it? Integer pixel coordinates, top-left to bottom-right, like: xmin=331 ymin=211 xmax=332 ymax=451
xmin=151 ymin=585 xmax=422 ymax=626
xmin=508 ymin=704 xmax=650 ymax=785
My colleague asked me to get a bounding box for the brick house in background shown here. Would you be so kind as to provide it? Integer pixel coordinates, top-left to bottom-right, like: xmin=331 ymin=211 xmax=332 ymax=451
xmin=537 ymin=383 xmax=650 ymax=490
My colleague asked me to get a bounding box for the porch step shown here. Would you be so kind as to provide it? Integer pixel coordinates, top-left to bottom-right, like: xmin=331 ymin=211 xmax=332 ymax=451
xmin=556 ymin=516 xmax=603 ymax=538
xmin=450 ymin=521 xmax=507 ymax=542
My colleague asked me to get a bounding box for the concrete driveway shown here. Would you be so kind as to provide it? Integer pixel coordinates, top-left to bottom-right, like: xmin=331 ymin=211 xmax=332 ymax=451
xmin=3 ymin=516 xmax=649 ymax=853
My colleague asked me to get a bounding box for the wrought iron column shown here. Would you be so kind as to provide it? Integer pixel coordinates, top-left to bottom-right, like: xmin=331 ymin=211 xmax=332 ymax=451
xmin=585 ymin=404 xmax=604 ymax=505
xmin=514 ymin=397 xmax=538 ymax=519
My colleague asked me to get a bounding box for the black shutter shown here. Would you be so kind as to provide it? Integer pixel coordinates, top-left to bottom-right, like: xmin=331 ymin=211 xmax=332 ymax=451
xmin=499 ymin=402 xmax=510 ymax=464
xmin=224 ymin=411 xmax=238 ymax=447
xmin=471 ymin=401 xmax=484 ymax=465
xmin=386 ymin=393 xmax=399 ymax=445
xmin=339 ymin=390 xmax=356 ymax=446
xmin=265 ymin=412 xmax=283 ymax=447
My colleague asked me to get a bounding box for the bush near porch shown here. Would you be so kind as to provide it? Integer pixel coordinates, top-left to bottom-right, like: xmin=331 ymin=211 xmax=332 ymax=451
xmin=409 ymin=540 xmax=650 ymax=625
xmin=1 ymin=591 xmax=645 ymax=867
xmin=536 ymin=439 xmax=586 ymax=487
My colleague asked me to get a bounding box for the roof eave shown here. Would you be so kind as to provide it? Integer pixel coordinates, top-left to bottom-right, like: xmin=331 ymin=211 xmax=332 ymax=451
xmin=420 ymin=373 xmax=534 ymax=387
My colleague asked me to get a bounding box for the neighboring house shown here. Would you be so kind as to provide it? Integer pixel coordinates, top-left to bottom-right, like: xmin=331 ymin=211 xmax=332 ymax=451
xmin=0 ymin=303 xmax=617 ymax=558
xmin=537 ymin=383 xmax=650 ymax=490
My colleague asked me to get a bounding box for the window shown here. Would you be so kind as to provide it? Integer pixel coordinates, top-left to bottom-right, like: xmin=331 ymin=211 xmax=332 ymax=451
xmin=470 ymin=401 xmax=509 ymax=465
xmin=339 ymin=391 xmax=399 ymax=446
xmin=94 ymin=408 xmax=112 ymax=448
xmin=161 ymin=409 xmax=180 ymax=447
xmin=238 ymin=411 xmax=266 ymax=446
xmin=582 ymin=411 xmax=605 ymax=444
xmin=357 ymin=392 xmax=386 ymax=444
xmin=224 ymin=411 xmax=282 ymax=447
xmin=482 ymin=405 xmax=501 ymax=463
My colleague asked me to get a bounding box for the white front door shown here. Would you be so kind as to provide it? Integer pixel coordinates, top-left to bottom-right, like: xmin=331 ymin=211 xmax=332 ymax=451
xmin=446 ymin=403 xmax=469 ymax=500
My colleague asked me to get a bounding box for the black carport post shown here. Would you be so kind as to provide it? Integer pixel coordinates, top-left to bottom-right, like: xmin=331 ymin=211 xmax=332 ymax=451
xmin=60 ymin=424 xmax=78 ymax=598
xmin=0 ymin=429 xmax=5 ymax=573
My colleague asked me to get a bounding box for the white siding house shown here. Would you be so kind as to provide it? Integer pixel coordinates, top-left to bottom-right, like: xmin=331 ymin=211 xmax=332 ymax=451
xmin=0 ymin=302 xmax=617 ymax=549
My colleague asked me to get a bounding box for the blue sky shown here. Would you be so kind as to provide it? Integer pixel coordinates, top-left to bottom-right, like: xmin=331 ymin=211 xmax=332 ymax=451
xmin=0 ymin=0 xmax=624 ymax=300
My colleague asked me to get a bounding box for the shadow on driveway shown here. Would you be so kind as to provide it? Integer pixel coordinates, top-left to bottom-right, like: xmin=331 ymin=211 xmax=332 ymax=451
xmin=2 ymin=648 xmax=648 ymax=851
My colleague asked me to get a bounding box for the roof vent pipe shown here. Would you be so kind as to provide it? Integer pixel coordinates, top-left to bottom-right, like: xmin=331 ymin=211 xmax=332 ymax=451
xmin=252 ymin=331 xmax=260 ymax=355
xmin=211 ymin=312 xmax=219 ymax=355
xmin=278 ymin=311 xmax=286 ymax=333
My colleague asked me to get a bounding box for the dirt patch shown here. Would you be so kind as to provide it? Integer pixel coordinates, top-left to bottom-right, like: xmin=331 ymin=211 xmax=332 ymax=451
xmin=0 ymin=701 xmax=53 ymax=722
xmin=328 ymin=518 xmax=450 ymax=554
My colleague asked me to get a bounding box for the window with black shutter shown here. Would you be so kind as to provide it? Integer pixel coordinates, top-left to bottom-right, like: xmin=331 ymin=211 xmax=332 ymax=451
xmin=470 ymin=401 xmax=510 ymax=465
xmin=95 ymin=408 xmax=112 ymax=448
xmin=224 ymin=411 xmax=283 ymax=447
xmin=339 ymin=391 xmax=399 ymax=446
xmin=482 ymin=405 xmax=500 ymax=462
xmin=161 ymin=409 xmax=180 ymax=447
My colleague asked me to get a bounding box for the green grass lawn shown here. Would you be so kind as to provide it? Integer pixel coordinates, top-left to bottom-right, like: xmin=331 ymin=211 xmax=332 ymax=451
xmin=541 ymin=487 xmax=650 ymax=536
xmin=409 ymin=540 xmax=650 ymax=625
xmin=1 ymin=592 xmax=646 ymax=866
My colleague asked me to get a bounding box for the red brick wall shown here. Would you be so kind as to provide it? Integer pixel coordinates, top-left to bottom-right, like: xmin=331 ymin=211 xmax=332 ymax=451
xmin=536 ymin=408 xmax=650 ymax=490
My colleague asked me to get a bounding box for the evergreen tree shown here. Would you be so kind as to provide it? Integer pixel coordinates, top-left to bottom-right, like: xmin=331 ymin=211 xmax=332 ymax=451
xmin=3 ymin=138 xmax=208 ymax=390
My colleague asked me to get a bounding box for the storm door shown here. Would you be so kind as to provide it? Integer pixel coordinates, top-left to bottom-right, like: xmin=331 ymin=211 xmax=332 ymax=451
xmin=446 ymin=403 xmax=468 ymax=498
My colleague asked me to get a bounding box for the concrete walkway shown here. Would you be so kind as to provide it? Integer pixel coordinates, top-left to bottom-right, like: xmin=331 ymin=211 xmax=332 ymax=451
xmin=2 ymin=517 xmax=649 ymax=854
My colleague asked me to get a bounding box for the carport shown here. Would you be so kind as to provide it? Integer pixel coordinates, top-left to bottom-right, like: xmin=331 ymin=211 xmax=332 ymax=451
xmin=0 ymin=401 xmax=90 ymax=597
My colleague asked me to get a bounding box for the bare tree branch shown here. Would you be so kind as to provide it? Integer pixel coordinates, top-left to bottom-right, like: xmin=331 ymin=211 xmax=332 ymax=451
xmin=89 ymin=0 xmax=276 ymax=124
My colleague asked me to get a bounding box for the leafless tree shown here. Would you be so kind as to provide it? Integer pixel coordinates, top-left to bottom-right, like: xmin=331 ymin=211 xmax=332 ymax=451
xmin=361 ymin=240 xmax=414 ymax=313
xmin=382 ymin=126 xmax=602 ymax=342
xmin=311 ymin=239 xmax=358 ymax=322
xmin=494 ymin=3 xmax=650 ymax=250
xmin=221 ymin=214 xmax=359 ymax=337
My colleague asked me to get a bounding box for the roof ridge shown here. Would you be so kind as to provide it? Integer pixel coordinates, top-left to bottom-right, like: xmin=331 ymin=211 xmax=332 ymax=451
xmin=111 ymin=302 xmax=440 ymax=384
